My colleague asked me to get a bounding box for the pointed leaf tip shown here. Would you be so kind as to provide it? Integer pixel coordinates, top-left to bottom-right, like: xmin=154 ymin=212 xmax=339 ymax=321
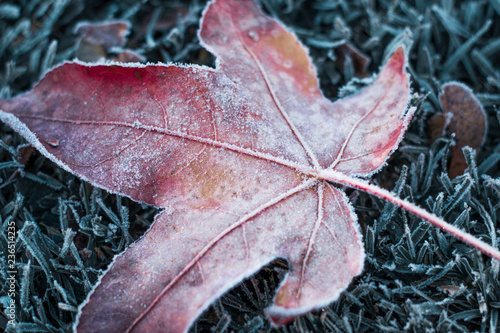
xmin=390 ymin=46 xmax=406 ymax=71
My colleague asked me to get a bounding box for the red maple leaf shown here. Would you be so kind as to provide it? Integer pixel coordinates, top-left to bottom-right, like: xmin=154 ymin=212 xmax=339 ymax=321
xmin=1 ymin=0 xmax=498 ymax=332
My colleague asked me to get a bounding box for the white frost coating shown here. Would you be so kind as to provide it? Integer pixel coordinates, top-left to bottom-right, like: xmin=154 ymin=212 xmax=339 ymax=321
xmin=71 ymin=57 xmax=217 ymax=72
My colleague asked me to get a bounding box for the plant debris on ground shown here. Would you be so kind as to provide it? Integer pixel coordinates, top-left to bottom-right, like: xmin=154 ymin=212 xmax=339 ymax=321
xmin=0 ymin=0 xmax=499 ymax=332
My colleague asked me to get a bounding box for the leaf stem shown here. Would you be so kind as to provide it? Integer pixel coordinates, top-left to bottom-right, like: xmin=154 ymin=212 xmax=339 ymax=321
xmin=318 ymin=169 xmax=500 ymax=262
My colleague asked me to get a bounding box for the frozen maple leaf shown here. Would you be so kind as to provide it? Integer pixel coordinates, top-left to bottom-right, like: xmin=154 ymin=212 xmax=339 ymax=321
xmin=427 ymin=82 xmax=487 ymax=179
xmin=1 ymin=0 xmax=499 ymax=332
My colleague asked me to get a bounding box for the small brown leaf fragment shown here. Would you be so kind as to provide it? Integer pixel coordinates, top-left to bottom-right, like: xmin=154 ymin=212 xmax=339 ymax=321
xmin=94 ymin=247 xmax=107 ymax=261
xmin=17 ymin=145 xmax=36 ymax=165
xmin=426 ymin=113 xmax=446 ymax=142
xmin=74 ymin=40 xmax=107 ymax=62
xmin=74 ymin=21 xmax=130 ymax=49
xmin=334 ymin=43 xmax=370 ymax=78
xmin=437 ymin=82 xmax=487 ymax=179
xmin=75 ymin=21 xmax=133 ymax=62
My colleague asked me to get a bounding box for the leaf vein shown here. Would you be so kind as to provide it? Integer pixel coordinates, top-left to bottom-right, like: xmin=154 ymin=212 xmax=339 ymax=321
xmin=124 ymin=178 xmax=318 ymax=332
xmin=297 ymin=182 xmax=324 ymax=301
xmin=229 ymin=16 xmax=320 ymax=169
xmin=16 ymin=114 xmax=317 ymax=176
xmin=329 ymin=91 xmax=390 ymax=170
